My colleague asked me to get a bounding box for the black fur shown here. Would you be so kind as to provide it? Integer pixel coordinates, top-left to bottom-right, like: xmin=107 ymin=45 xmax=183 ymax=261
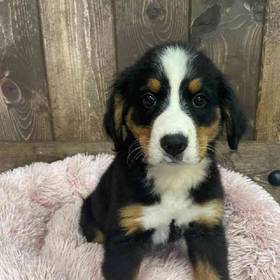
xmin=80 ymin=42 xmax=246 ymax=280
xmin=218 ymin=77 xmax=247 ymax=150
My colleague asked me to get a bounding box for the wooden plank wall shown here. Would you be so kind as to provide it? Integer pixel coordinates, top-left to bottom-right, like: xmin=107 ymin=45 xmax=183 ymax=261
xmin=38 ymin=0 xmax=116 ymax=141
xmin=115 ymin=0 xmax=190 ymax=71
xmin=0 ymin=0 xmax=53 ymax=141
xmin=256 ymin=0 xmax=280 ymax=141
xmin=0 ymin=0 xmax=279 ymax=144
xmin=191 ymin=0 xmax=266 ymax=138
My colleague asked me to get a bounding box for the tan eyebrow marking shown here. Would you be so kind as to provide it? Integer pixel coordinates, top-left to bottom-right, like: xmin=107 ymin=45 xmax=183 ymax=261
xmin=147 ymin=78 xmax=161 ymax=93
xmin=188 ymin=78 xmax=202 ymax=94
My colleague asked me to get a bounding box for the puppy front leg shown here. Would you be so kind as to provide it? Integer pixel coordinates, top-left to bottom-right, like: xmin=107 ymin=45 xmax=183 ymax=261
xmin=184 ymin=223 xmax=230 ymax=280
xmin=102 ymin=204 xmax=156 ymax=280
xmin=102 ymin=236 xmax=146 ymax=280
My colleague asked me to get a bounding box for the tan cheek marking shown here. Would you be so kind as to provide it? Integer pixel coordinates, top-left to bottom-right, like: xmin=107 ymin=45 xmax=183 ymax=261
xmin=195 ymin=199 xmax=223 ymax=228
xmin=193 ymin=261 xmax=220 ymax=280
xmin=188 ymin=78 xmax=202 ymax=94
xmin=197 ymin=111 xmax=221 ymax=159
xmin=114 ymin=94 xmax=125 ymax=131
xmin=119 ymin=204 xmax=144 ymax=235
xmin=94 ymin=229 xmax=105 ymax=244
xmin=126 ymin=109 xmax=151 ymax=156
xmin=147 ymin=78 xmax=161 ymax=93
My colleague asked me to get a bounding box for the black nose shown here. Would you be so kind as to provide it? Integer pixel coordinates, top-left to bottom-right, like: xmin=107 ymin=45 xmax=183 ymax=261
xmin=160 ymin=134 xmax=188 ymax=157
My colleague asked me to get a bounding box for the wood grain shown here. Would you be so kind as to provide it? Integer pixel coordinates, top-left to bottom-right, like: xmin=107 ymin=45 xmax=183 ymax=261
xmin=256 ymin=0 xmax=280 ymax=141
xmin=0 ymin=140 xmax=279 ymax=203
xmin=191 ymin=0 xmax=266 ymax=139
xmin=114 ymin=0 xmax=190 ymax=71
xmin=0 ymin=0 xmax=53 ymax=141
xmin=216 ymin=141 xmax=280 ymax=203
xmin=38 ymin=0 xmax=116 ymax=141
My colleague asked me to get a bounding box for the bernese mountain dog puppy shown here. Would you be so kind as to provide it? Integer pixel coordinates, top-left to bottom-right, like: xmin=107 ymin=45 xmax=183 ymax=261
xmin=80 ymin=42 xmax=246 ymax=280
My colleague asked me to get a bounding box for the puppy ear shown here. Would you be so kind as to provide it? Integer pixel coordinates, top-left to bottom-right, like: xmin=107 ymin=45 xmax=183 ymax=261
xmin=218 ymin=78 xmax=246 ymax=150
xmin=103 ymin=77 xmax=128 ymax=151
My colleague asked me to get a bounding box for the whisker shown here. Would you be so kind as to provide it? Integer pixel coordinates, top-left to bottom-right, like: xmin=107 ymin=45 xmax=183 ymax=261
xmin=202 ymin=144 xmax=229 ymax=167
xmin=128 ymin=140 xmax=140 ymax=149
xmin=127 ymin=139 xmax=144 ymax=164
xmin=134 ymin=150 xmax=144 ymax=162
xmin=127 ymin=146 xmax=142 ymax=163
xmin=125 ymin=135 xmax=151 ymax=165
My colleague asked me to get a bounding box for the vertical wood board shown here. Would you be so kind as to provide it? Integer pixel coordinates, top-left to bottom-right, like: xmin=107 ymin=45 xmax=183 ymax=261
xmin=256 ymin=0 xmax=280 ymax=141
xmin=39 ymin=0 xmax=116 ymax=141
xmin=0 ymin=0 xmax=53 ymax=141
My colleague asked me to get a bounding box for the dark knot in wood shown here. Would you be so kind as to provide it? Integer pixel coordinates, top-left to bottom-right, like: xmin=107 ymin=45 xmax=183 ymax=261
xmin=0 ymin=78 xmax=22 ymax=105
xmin=146 ymin=3 xmax=161 ymax=20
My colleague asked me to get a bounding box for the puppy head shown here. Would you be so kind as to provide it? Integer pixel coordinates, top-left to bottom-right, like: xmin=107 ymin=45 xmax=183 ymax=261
xmin=104 ymin=43 xmax=246 ymax=165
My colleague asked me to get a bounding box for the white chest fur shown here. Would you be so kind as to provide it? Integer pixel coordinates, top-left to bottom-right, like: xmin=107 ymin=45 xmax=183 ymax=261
xmin=143 ymin=159 xmax=211 ymax=244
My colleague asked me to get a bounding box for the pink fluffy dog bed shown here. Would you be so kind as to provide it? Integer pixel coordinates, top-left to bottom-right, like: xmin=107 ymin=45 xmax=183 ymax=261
xmin=0 ymin=154 xmax=280 ymax=279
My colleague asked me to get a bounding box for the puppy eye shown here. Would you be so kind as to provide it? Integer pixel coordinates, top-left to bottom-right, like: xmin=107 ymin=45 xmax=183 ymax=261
xmin=142 ymin=93 xmax=157 ymax=109
xmin=192 ymin=94 xmax=207 ymax=108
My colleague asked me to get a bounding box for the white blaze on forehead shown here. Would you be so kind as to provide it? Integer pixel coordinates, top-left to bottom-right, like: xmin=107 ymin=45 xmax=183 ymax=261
xmin=147 ymin=46 xmax=199 ymax=166
xmin=160 ymin=46 xmax=191 ymax=97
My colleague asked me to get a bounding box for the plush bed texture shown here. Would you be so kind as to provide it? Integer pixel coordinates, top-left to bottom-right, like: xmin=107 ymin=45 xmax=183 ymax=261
xmin=0 ymin=154 xmax=279 ymax=279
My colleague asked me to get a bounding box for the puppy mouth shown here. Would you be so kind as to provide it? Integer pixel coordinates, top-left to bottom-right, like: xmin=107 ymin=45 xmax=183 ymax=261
xmin=159 ymin=151 xmax=200 ymax=165
xmin=161 ymin=154 xmax=184 ymax=164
